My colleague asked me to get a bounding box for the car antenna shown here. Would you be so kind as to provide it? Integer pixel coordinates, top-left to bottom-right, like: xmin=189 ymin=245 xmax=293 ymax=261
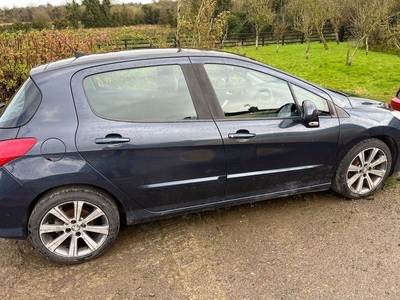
xmin=29 ymin=8 xmax=85 ymax=58
xmin=56 ymin=33 xmax=86 ymax=58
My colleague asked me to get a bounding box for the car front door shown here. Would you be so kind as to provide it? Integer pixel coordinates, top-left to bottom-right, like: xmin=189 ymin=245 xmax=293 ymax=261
xmin=72 ymin=58 xmax=226 ymax=212
xmin=191 ymin=58 xmax=340 ymax=200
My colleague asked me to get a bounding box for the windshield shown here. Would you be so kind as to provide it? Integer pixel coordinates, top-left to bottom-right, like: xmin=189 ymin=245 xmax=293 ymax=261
xmin=0 ymin=78 xmax=42 ymax=128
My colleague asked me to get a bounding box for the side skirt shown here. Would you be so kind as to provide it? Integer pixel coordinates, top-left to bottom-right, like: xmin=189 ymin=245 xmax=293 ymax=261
xmin=125 ymin=183 xmax=332 ymax=226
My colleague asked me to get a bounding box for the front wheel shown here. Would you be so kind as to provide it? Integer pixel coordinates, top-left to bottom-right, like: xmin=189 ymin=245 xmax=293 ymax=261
xmin=29 ymin=186 xmax=120 ymax=264
xmin=332 ymin=139 xmax=392 ymax=199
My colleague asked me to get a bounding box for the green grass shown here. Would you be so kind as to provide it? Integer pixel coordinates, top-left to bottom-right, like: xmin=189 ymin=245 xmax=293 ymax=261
xmin=226 ymin=42 xmax=400 ymax=102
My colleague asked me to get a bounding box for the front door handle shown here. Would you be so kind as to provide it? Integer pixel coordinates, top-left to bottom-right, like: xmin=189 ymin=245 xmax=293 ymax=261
xmin=228 ymin=130 xmax=256 ymax=140
xmin=95 ymin=134 xmax=130 ymax=144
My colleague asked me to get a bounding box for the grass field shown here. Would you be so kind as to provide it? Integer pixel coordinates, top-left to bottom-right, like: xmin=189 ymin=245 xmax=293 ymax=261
xmin=227 ymin=42 xmax=400 ymax=102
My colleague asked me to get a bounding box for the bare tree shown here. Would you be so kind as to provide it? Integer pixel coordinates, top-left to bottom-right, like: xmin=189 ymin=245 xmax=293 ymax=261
xmin=178 ymin=0 xmax=229 ymax=49
xmin=346 ymin=0 xmax=396 ymax=66
xmin=176 ymin=0 xmax=182 ymax=51
xmin=325 ymin=0 xmax=348 ymax=44
xmin=244 ymin=0 xmax=275 ymax=50
xmin=311 ymin=0 xmax=330 ymax=50
xmin=385 ymin=15 xmax=400 ymax=52
xmin=287 ymin=0 xmax=314 ymax=59
xmin=381 ymin=1 xmax=400 ymax=51
xmin=273 ymin=6 xmax=289 ymax=53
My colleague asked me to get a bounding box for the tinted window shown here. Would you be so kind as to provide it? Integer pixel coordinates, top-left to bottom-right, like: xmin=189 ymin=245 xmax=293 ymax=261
xmin=84 ymin=65 xmax=198 ymax=121
xmin=0 ymin=78 xmax=42 ymax=128
xmin=204 ymin=64 xmax=297 ymax=118
xmin=292 ymin=85 xmax=330 ymax=116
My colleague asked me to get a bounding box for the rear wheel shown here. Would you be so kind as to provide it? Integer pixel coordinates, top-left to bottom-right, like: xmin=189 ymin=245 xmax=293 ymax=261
xmin=332 ymin=139 xmax=392 ymax=199
xmin=29 ymin=186 xmax=120 ymax=264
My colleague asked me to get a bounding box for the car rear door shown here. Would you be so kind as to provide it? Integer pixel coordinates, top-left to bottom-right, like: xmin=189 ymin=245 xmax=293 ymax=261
xmin=191 ymin=57 xmax=340 ymax=200
xmin=71 ymin=57 xmax=226 ymax=212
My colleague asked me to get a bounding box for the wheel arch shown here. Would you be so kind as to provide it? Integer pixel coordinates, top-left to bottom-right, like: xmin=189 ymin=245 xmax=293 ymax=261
xmin=331 ymin=135 xmax=395 ymax=198
xmin=25 ymin=184 xmax=127 ymax=237
xmin=376 ymin=135 xmax=398 ymax=175
xmin=334 ymin=133 xmax=398 ymax=171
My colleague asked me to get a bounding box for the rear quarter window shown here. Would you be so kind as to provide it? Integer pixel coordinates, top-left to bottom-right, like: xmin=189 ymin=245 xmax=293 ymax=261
xmin=0 ymin=78 xmax=42 ymax=128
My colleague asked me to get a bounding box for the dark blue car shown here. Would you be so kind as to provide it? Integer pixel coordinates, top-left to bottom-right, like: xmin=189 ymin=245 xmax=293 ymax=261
xmin=1 ymin=49 xmax=399 ymax=263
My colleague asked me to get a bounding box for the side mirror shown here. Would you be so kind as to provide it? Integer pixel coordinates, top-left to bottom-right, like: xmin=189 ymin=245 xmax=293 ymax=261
xmin=301 ymin=100 xmax=319 ymax=128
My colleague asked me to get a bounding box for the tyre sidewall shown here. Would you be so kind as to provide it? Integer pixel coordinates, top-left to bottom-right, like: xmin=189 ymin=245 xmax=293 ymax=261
xmin=333 ymin=139 xmax=392 ymax=199
xmin=29 ymin=187 xmax=120 ymax=264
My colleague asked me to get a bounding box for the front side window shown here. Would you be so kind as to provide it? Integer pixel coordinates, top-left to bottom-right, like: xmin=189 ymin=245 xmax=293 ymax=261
xmin=204 ymin=64 xmax=297 ymax=118
xmin=292 ymin=85 xmax=330 ymax=116
xmin=84 ymin=65 xmax=198 ymax=121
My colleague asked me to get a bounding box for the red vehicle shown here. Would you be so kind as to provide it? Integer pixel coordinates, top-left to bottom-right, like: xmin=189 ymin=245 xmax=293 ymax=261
xmin=391 ymin=88 xmax=400 ymax=111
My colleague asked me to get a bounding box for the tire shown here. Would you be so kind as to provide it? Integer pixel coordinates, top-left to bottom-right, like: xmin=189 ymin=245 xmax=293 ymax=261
xmin=332 ymin=138 xmax=392 ymax=199
xmin=29 ymin=186 xmax=120 ymax=264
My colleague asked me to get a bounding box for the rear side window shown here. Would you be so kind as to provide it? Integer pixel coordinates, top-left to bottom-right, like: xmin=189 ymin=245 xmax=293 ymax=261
xmin=83 ymin=65 xmax=198 ymax=121
xmin=0 ymin=78 xmax=42 ymax=128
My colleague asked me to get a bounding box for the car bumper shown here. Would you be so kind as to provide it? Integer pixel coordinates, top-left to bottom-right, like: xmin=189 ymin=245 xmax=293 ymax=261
xmin=0 ymin=168 xmax=35 ymax=239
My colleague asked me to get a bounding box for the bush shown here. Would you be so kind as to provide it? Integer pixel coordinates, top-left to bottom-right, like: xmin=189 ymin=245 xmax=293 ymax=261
xmin=0 ymin=29 xmax=118 ymax=101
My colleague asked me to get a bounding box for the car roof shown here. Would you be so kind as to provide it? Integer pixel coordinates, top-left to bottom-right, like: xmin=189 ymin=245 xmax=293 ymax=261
xmin=30 ymin=48 xmax=250 ymax=76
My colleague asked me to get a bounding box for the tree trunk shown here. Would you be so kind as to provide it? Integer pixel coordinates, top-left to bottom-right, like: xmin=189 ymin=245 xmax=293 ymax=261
xmin=317 ymin=27 xmax=329 ymax=50
xmin=321 ymin=35 xmax=329 ymax=50
xmin=276 ymin=42 xmax=279 ymax=53
xmin=176 ymin=0 xmax=182 ymax=52
xmin=365 ymin=36 xmax=369 ymax=55
xmin=305 ymin=39 xmax=310 ymax=59
xmin=347 ymin=39 xmax=363 ymax=66
xmin=255 ymin=29 xmax=259 ymax=50
xmin=334 ymin=30 xmax=340 ymax=44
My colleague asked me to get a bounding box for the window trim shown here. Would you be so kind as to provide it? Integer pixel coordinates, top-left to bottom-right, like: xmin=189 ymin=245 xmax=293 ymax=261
xmin=72 ymin=57 xmax=213 ymax=124
xmin=190 ymin=56 xmax=336 ymax=120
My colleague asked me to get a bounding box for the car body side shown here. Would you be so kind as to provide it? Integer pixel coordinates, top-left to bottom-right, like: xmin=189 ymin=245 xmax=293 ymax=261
xmin=1 ymin=50 xmax=400 ymax=239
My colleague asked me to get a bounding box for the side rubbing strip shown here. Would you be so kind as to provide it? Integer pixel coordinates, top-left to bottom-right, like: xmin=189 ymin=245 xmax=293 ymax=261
xmin=138 ymin=176 xmax=221 ymax=190
xmin=227 ymin=165 xmax=322 ymax=179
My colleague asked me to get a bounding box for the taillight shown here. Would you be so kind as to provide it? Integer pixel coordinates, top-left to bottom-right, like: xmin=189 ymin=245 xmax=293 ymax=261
xmin=0 ymin=138 xmax=36 ymax=167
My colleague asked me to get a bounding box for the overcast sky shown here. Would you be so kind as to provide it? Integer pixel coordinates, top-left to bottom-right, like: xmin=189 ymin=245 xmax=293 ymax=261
xmin=0 ymin=0 xmax=153 ymax=8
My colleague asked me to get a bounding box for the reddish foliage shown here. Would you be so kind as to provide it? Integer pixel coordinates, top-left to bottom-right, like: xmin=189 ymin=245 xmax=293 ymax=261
xmin=0 ymin=29 xmax=116 ymax=101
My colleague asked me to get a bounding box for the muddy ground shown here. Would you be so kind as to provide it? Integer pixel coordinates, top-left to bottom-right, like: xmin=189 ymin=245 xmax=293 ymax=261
xmin=1 ymin=178 xmax=400 ymax=299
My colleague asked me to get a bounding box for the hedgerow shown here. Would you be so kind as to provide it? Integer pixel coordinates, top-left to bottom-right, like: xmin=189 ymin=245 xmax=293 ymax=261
xmin=0 ymin=25 xmax=173 ymax=101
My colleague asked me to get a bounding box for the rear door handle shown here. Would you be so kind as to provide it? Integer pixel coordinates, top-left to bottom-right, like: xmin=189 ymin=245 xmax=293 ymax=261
xmin=95 ymin=134 xmax=130 ymax=144
xmin=228 ymin=133 xmax=256 ymax=139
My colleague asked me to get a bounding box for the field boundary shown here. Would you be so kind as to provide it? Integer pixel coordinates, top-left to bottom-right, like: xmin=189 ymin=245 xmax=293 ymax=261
xmin=115 ymin=25 xmax=351 ymax=50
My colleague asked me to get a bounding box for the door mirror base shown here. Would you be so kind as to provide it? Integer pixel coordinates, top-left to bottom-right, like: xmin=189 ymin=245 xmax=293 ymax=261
xmin=302 ymin=100 xmax=319 ymax=128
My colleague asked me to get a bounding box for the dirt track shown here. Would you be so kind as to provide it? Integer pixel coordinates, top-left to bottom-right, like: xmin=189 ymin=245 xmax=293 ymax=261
xmin=1 ymin=178 xmax=400 ymax=299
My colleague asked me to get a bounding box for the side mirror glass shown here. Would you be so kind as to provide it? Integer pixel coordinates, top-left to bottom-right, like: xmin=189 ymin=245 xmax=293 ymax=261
xmin=301 ymin=100 xmax=319 ymax=128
